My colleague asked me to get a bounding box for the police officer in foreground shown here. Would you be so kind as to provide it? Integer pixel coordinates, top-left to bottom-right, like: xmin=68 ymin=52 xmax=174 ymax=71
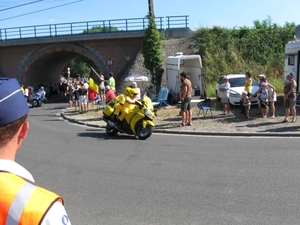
xmin=0 ymin=77 xmax=71 ymax=225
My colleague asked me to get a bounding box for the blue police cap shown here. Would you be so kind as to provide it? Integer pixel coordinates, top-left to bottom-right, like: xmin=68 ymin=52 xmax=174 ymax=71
xmin=0 ymin=77 xmax=29 ymax=126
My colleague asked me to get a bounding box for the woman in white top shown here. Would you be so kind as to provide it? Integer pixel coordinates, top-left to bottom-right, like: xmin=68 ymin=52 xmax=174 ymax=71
xmin=259 ymin=76 xmax=276 ymax=118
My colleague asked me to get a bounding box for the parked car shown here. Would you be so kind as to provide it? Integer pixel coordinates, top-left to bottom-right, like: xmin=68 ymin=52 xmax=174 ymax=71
xmin=216 ymin=74 xmax=260 ymax=106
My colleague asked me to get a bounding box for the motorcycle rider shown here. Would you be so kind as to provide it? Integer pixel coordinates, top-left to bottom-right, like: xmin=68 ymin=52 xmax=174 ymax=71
xmin=102 ymin=86 xmax=155 ymax=139
xmin=29 ymin=86 xmax=46 ymax=107
xmin=113 ymin=86 xmax=131 ymax=117
xmin=118 ymin=88 xmax=138 ymax=122
xmin=37 ymin=86 xmax=46 ymax=102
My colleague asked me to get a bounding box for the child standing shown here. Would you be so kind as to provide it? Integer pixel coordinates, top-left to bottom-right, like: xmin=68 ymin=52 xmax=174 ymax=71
xmin=241 ymin=91 xmax=251 ymax=118
xmin=258 ymin=82 xmax=269 ymax=118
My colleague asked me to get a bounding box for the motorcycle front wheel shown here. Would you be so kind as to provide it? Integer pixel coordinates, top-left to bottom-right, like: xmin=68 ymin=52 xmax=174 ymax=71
xmin=136 ymin=122 xmax=153 ymax=140
xmin=105 ymin=123 xmax=118 ymax=136
xmin=31 ymin=100 xmax=37 ymax=108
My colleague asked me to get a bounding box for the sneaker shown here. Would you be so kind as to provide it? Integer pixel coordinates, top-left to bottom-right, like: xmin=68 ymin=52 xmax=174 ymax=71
xmin=220 ymin=112 xmax=226 ymax=115
xmin=226 ymin=112 xmax=230 ymax=116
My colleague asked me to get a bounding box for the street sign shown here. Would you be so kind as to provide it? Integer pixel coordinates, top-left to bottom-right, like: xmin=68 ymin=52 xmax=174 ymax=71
xmin=106 ymin=58 xmax=114 ymax=66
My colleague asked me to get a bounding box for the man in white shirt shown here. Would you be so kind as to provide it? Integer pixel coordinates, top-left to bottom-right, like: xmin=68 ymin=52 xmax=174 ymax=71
xmin=219 ymin=76 xmax=231 ymax=116
xmin=24 ymin=86 xmax=29 ymax=102
xmin=131 ymin=81 xmax=141 ymax=100
xmin=0 ymin=77 xmax=71 ymax=225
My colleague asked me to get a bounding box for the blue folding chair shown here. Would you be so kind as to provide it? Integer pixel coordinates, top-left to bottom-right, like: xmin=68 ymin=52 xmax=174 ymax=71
xmin=197 ymin=98 xmax=213 ymax=117
xmin=152 ymin=87 xmax=171 ymax=108
xmin=94 ymin=96 xmax=103 ymax=110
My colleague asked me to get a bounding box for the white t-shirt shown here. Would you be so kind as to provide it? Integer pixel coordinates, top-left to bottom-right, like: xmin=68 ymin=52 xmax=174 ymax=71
xmin=135 ymin=87 xmax=141 ymax=100
xmin=219 ymin=82 xmax=230 ymax=98
xmin=265 ymin=82 xmax=277 ymax=101
xmin=0 ymin=159 xmax=71 ymax=225
xmin=24 ymin=88 xmax=29 ymax=97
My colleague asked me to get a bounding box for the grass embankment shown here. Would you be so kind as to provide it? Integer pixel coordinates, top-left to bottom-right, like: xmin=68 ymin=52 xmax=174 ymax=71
xmin=194 ymin=21 xmax=295 ymax=98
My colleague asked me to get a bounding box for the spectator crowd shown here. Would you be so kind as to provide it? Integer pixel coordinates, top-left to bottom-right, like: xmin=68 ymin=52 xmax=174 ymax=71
xmin=19 ymin=70 xmax=298 ymax=124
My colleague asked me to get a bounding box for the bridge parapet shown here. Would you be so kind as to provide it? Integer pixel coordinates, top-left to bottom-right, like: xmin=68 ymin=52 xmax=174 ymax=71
xmin=0 ymin=15 xmax=189 ymax=41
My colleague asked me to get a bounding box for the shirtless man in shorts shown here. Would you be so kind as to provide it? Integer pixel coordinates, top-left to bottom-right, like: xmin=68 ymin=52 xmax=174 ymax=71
xmin=180 ymin=72 xmax=192 ymax=126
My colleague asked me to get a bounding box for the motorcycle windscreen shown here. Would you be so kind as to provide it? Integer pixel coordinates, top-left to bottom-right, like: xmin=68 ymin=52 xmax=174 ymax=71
xmin=142 ymin=96 xmax=154 ymax=110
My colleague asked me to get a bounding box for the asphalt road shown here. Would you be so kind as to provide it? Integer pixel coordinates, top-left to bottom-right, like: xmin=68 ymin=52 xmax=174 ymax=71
xmin=18 ymin=101 xmax=300 ymax=225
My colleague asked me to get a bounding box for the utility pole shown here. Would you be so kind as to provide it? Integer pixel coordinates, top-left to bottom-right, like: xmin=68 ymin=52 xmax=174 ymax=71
xmin=148 ymin=0 xmax=154 ymax=92
xmin=148 ymin=0 xmax=154 ymax=17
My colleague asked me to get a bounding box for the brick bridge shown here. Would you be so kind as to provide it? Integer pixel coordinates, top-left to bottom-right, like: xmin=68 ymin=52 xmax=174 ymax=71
xmin=0 ymin=16 xmax=193 ymax=88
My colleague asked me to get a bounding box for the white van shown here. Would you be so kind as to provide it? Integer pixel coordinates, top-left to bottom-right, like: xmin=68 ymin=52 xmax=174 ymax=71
xmin=165 ymin=52 xmax=205 ymax=103
xmin=284 ymin=25 xmax=300 ymax=92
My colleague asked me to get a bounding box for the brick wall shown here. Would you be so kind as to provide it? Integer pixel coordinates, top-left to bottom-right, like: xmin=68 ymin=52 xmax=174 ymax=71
xmin=0 ymin=36 xmax=198 ymax=93
xmin=0 ymin=37 xmax=143 ymax=88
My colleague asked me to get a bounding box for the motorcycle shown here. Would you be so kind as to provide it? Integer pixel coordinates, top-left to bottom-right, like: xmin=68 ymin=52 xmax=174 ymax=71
xmin=28 ymin=92 xmax=46 ymax=108
xmin=102 ymin=95 xmax=155 ymax=140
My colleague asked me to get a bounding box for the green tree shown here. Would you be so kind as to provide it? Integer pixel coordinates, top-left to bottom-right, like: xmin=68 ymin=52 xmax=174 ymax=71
xmin=64 ymin=57 xmax=97 ymax=77
xmin=141 ymin=14 xmax=164 ymax=94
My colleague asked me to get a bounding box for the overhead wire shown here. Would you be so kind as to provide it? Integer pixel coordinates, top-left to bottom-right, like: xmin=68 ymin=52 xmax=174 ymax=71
xmin=0 ymin=0 xmax=43 ymax=12
xmin=0 ymin=0 xmax=69 ymax=7
xmin=0 ymin=0 xmax=83 ymax=22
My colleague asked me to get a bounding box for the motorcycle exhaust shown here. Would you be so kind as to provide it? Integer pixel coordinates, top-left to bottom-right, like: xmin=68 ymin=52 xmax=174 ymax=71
xmin=108 ymin=120 xmax=124 ymax=132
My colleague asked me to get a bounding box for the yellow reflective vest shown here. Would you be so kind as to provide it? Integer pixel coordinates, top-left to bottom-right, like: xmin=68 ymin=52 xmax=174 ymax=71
xmin=0 ymin=172 xmax=63 ymax=225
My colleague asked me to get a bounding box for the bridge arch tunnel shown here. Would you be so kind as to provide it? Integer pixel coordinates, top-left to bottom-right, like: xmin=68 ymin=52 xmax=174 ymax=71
xmin=20 ymin=43 xmax=108 ymax=88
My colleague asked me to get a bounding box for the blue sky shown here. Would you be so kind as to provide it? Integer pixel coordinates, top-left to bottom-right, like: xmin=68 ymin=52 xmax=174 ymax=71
xmin=0 ymin=0 xmax=299 ymax=30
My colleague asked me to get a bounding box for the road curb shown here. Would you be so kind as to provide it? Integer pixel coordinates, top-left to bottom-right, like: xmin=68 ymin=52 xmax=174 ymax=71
xmin=61 ymin=112 xmax=300 ymax=137
xmin=153 ymin=129 xmax=299 ymax=137
xmin=61 ymin=113 xmax=104 ymax=128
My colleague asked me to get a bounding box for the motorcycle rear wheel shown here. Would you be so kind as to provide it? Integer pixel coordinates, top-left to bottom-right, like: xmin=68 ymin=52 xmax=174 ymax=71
xmin=136 ymin=122 xmax=153 ymax=140
xmin=105 ymin=123 xmax=118 ymax=135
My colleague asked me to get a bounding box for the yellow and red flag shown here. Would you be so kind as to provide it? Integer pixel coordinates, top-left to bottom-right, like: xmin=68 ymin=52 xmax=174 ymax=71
xmin=88 ymin=67 xmax=101 ymax=100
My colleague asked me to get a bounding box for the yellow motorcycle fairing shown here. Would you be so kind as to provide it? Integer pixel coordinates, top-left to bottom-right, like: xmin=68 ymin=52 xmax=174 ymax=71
xmin=142 ymin=96 xmax=155 ymax=111
xmin=141 ymin=119 xmax=155 ymax=128
xmin=126 ymin=110 xmax=155 ymax=135
xmin=103 ymin=98 xmax=118 ymax=117
xmin=113 ymin=102 xmax=123 ymax=116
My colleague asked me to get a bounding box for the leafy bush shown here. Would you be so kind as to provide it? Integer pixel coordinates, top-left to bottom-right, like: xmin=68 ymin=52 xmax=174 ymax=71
xmin=194 ymin=17 xmax=297 ymax=85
